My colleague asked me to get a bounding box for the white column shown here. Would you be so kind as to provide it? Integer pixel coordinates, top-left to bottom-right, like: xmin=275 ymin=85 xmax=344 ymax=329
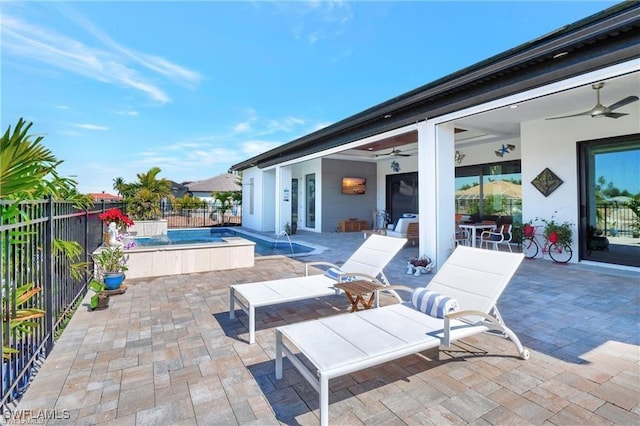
xmin=274 ymin=166 xmax=282 ymax=234
xmin=435 ymin=122 xmax=456 ymax=269
xmin=418 ymin=120 xmax=456 ymax=270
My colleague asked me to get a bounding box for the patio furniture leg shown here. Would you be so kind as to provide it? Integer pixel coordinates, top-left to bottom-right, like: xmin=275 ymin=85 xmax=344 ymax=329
xmin=275 ymin=330 xmax=283 ymax=379
xmin=320 ymin=374 xmax=329 ymax=426
xmin=229 ymin=288 xmax=235 ymax=320
xmin=249 ymin=304 xmax=255 ymax=344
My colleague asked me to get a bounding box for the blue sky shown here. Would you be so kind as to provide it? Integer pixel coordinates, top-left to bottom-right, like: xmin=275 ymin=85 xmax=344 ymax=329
xmin=1 ymin=1 xmax=617 ymax=194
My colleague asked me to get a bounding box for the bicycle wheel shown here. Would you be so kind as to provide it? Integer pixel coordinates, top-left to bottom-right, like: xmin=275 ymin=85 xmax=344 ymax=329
xmin=548 ymin=243 xmax=572 ymax=263
xmin=522 ymin=237 xmax=539 ymax=258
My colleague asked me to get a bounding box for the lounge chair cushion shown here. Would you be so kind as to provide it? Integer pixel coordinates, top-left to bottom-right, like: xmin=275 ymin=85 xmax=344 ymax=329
xmin=324 ymin=267 xmax=357 ymax=282
xmin=411 ymin=288 xmax=458 ymax=319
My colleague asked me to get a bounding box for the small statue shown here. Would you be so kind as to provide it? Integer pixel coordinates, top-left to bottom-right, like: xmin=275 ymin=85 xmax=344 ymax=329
xmin=108 ymin=222 xmax=124 ymax=248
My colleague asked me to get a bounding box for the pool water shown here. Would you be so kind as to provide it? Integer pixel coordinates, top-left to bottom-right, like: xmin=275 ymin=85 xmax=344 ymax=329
xmin=134 ymin=228 xmax=314 ymax=256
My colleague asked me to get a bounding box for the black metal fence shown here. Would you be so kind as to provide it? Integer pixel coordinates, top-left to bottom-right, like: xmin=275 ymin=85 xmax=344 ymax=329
xmin=0 ymin=200 xmax=116 ymax=409
xmin=157 ymin=201 xmax=242 ymax=229
xmin=597 ymin=203 xmax=638 ymax=236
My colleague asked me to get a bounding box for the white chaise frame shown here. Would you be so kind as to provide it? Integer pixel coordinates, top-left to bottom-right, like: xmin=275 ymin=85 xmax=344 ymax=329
xmin=274 ymin=246 xmax=529 ymax=426
xmin=229 ymin=234 xmax=407 ymax=343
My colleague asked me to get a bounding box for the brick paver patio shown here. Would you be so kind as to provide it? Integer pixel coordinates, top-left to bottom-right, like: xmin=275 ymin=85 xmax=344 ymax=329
xmin=9 ymin=232 xmax=640 ymax=425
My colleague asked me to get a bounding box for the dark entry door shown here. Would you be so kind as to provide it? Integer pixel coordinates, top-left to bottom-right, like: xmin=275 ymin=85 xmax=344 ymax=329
xmin=386 ymin=172 xmax=418 ymax=224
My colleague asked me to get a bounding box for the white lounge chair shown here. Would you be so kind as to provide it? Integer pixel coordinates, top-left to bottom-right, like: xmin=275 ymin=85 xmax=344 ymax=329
xmin=274 ymin=246 xmax=528 ymax=425
xmin=229 ymin=234 xmax=407 ymax=343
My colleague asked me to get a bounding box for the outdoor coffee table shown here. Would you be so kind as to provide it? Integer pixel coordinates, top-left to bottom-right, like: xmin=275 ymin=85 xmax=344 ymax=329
xmin=334 ymin=280 xmax=386 ymax=312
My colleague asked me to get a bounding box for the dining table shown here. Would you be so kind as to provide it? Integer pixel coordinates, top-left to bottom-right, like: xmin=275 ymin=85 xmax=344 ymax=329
xmin=458 ymin=222 xmax=497 ymax=248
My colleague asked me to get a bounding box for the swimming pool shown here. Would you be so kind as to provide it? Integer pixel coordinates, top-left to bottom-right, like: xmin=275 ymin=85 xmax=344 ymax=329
xmin=135 ymin=228 xmax=318 ymax=256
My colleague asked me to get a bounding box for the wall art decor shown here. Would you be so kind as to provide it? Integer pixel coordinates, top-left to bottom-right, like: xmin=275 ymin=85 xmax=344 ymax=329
xmin=494 ymin=144 xmax=516 ymax=157
xmin=390 ymin=160 xmax=400 ymax=172
xmin=531 ymin=167 xmax=563 ymax=197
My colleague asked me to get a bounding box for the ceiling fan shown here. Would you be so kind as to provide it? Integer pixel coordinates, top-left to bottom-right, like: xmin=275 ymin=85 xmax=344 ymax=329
xmin=546 ymin=82 xmax=639 ymax=120
xmin=374 ymin=147 xmax=411 ymax=157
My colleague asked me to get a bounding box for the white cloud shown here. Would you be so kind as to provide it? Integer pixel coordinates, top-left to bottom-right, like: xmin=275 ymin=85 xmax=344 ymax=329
xmin=242 ymin=140 xmax=283 ymax=156
xmin=72 ymin=123 xmax=109 ymax=131
xmin=286 ymin=0 xmax=353 ymax=45
xmin=1 ymin=10 xmax=201 ymax=104
xmin=113 ymin=110 xmax=139 ymax=116
xmin=234 ymin=122 xmax=252 ymax=133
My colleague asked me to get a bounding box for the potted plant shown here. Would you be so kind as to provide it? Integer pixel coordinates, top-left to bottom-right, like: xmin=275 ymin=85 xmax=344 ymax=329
xmin=92 ymin=246 xmax=129 ymax=290
xmin=608 ymin=221 xmax=618 ymax=237
xmin=99 ymin=208 xmax=134 ymax=245
xmin=407 ymin=256 xmax=433 ymax=276
xmin=541 ymin=217 xmax=573 ymax=246
xmin=88 ymin=279 xmax=110 ymax=311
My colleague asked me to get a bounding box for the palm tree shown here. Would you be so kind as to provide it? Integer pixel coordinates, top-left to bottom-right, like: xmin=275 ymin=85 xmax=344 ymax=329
xmin=135 ymin=167 xmax=172 ymax=199
xmin=126 ymin=167 xmax=172 ymax=220
xmin=113 ymin=177 xmax=126 ymax=197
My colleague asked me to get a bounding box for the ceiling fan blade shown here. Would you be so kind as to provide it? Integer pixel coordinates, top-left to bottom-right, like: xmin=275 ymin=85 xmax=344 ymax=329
xmin=607 ymin=95 xmax=639 ymax=112
xmin=545 ymin=110 xmax=593 ymax=120
xmin=395 ymin=153 xmax=411 ymax=157
xmin=602 ymin=112 xmax=628 ymax=119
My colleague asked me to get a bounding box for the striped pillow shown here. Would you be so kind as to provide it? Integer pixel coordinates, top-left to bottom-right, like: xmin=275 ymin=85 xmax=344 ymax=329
xmin=411 ymin=288 xmax=458 ymax=319
xmin=324 ymin=267 xmax=357 ymax=282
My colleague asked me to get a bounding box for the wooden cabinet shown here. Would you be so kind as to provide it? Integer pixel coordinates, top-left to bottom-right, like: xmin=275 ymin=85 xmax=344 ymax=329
xmin=338 ymin=219 xmax=369 ymax=232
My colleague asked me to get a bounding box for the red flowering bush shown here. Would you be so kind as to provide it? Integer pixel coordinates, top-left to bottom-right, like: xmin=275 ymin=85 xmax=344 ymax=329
xmin=98 ymin=208 xmax=134 ymax=229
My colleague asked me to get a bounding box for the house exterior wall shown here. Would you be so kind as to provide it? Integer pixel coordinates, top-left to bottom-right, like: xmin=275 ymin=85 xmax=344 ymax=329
xmin=521 ymin=106 xmax=640 ymax=262
xmin=262 ymin=170 xmax=276 ymax=233
xmin=322 ymin=159 xmax=377 ymax=232
xmin=455 ymin=138 xmax=521 ymax=167
xmin=241 ymin=167 xmax=263 ymax=231
xmin=190 ymin=191 xmax=214 ymax=201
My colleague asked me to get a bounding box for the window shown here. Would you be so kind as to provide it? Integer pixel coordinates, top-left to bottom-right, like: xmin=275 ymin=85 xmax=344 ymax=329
xmin=305 ymin=174 xmax=315 ymax=228
xmin=455 ymin=160 xmax=521 ymax=222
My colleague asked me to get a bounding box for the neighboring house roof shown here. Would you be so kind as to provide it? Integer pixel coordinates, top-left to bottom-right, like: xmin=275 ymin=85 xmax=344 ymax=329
xmin=168 ymin=180 xmax=190 ymax=198
xmin=186 ymin=173 xmax=240 ymax=193
xmin=456 ymin=181 xmax=522 ymax=200
xmin=88 ymin=192 xmax=122 ymax=201
xmin=229 ymin=2 xmax=640 ymax=172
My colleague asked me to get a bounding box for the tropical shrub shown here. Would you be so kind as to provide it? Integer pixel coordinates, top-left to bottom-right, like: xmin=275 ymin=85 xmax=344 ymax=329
xmin=1 ymin=118 xmax=89 ymax=359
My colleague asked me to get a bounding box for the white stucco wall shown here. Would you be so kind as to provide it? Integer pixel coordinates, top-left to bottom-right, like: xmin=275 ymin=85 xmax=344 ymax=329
xmin=455 ymin=137 xmax=521 ymax=167
xmin=240 ymin=167 xmax=263 ymax=231
xmin=521 ymin=109 xmax=639 ymax=261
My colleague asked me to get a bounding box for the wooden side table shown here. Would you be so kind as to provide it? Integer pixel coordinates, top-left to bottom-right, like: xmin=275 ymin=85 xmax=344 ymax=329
xmin=334 ymin=280 xmax=386 ymax=312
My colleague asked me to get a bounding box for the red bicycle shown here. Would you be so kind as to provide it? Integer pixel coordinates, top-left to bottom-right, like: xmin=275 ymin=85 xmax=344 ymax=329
xmin=521 ymin=224 xmax=573 ymax=263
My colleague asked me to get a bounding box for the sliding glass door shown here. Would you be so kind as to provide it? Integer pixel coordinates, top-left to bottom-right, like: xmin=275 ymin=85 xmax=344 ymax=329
xmin=579 ymin=134 xmax=640 ymax=267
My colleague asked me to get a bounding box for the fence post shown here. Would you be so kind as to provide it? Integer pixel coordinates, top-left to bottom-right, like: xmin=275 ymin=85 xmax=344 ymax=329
xmin=43 ymin=197 xmax=54 ymax=355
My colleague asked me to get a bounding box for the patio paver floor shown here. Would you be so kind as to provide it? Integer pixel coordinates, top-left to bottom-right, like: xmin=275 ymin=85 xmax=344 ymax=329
xmin=10 ymin=231 xmax=640 ymax=425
